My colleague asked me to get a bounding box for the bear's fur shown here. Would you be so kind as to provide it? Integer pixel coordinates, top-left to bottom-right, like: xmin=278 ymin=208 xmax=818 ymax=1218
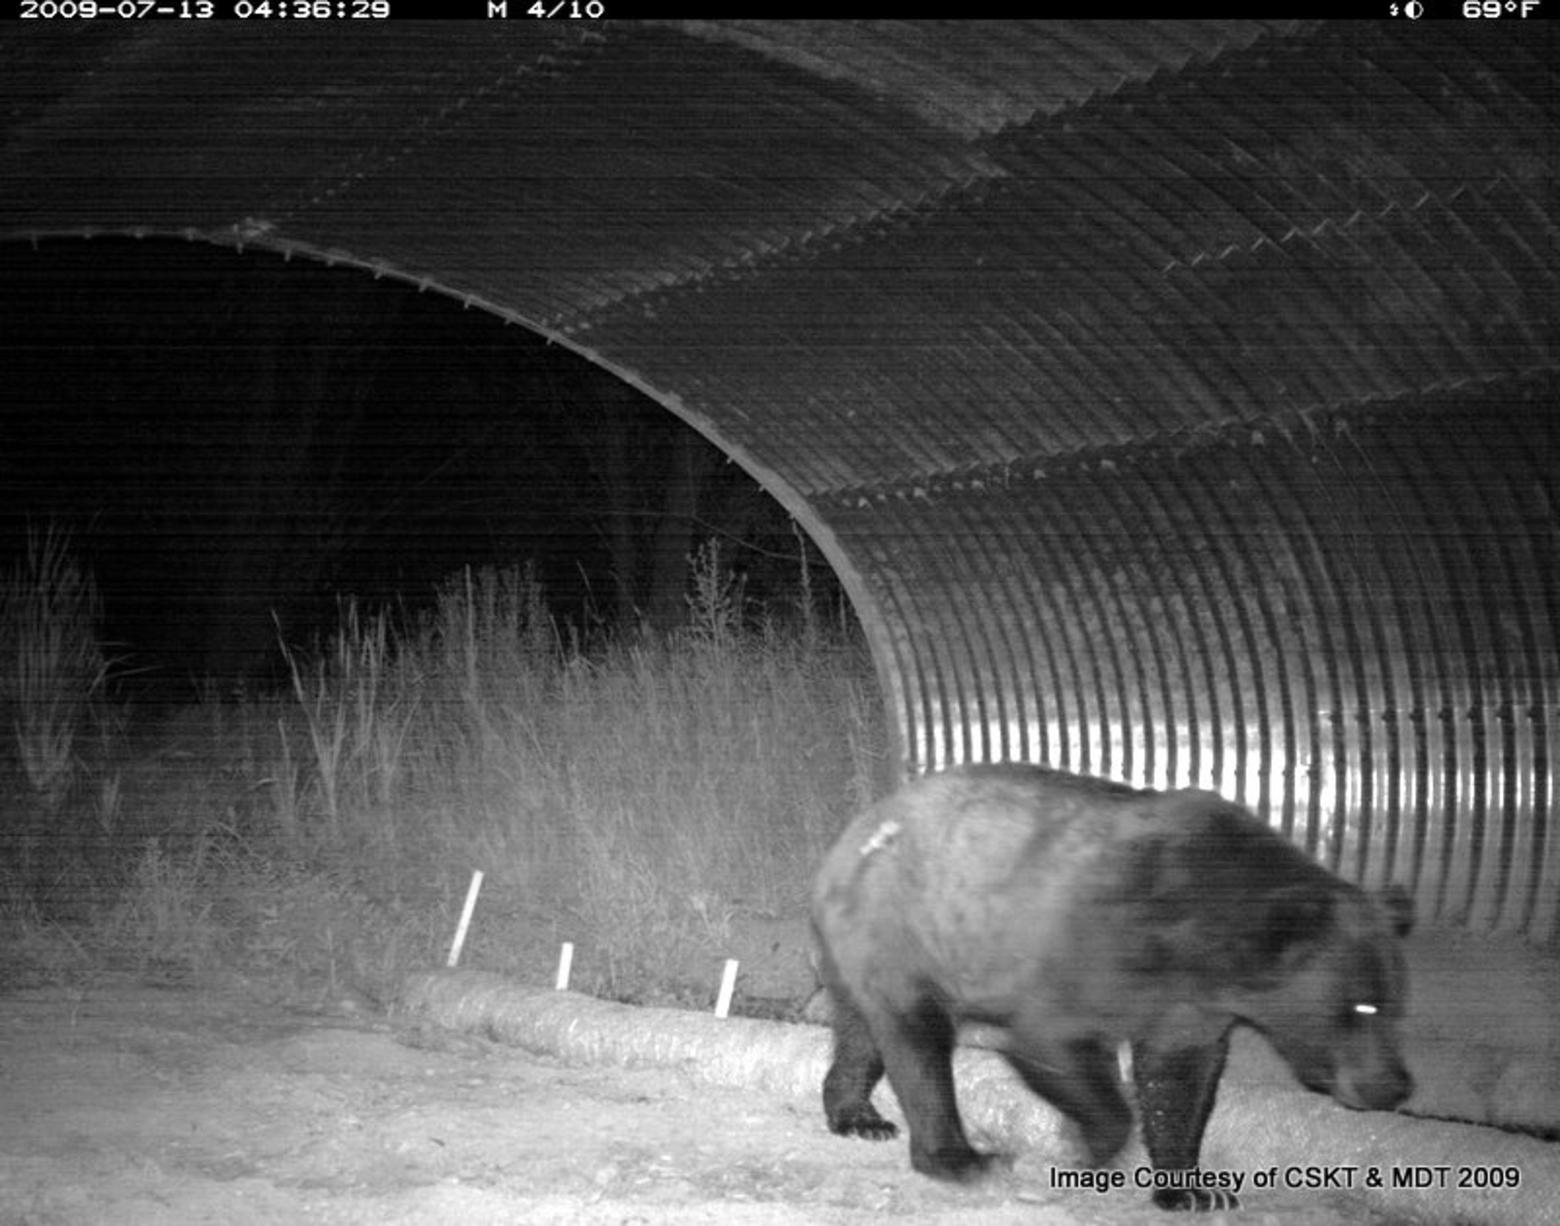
xmin=811 ymin=764 xmax=1413 ymax=1212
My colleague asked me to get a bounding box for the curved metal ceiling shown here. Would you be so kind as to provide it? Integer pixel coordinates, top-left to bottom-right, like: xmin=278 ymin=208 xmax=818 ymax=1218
xmin=2 ymin=20 xmax=1555 ymax=939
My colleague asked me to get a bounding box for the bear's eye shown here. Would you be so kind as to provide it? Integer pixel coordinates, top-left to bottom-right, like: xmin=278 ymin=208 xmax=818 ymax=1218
xmin=1340 ymin=1000 xmax=1384 ymax=1028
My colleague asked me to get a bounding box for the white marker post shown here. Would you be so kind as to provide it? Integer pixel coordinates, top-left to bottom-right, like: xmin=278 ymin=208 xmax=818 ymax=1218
xmin=446 ymin=869 xmax=484 ymax=968
xmin=714 ymin=958 xmax=739 ymax=1018
xmin=555 ymin=941 xmax=574 ymax=991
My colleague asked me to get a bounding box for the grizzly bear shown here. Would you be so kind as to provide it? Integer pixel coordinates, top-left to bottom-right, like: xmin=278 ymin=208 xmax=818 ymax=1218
xmin=811 ymin=764 xmax=1413 ymax=1211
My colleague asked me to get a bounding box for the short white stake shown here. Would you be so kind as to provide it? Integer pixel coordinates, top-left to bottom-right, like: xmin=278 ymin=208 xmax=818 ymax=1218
xmin=446 ymin=869 xmax=484 ymax=968
xmin=714 ymin=958 xmax=739 ymax=1018
xmin=556 ymin=941 xmax=575 ymax=991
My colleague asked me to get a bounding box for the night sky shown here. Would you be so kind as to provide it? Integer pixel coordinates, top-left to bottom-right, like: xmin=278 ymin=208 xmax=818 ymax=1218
xmin=1 ymin=236 xmax=811 ymax=697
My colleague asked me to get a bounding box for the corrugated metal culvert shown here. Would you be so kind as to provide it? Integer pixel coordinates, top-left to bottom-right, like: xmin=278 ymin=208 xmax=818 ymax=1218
xmin=1 ymin=20 xmax=1554 ymax=939
xmin=824 ymin=377 xmax=1556 ymax=941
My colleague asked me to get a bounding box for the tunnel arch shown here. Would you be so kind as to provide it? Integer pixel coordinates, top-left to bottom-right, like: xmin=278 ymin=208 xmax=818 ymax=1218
xmin=2 ymin=21 xmax=1555 ymax=940
xmin=184 ymin=225 xmax=908 ymax=764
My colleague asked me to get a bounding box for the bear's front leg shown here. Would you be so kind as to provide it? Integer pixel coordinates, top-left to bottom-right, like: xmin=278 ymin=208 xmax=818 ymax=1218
xmin=1133 ymin=1029 xmax=1236 ymax=1211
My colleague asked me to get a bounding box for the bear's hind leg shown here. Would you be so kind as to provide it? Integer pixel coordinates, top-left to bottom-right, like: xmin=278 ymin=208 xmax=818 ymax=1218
xmin=822 ymin=984 xmax=897 ymax=1142
xmin=1133 ymin=1031 xmax=1235 ymax=1212
xmin=1000 ymin=1033 xmax=1133 ymax=1168
xmin=876 ymin=992 xmax=997 ymax=1182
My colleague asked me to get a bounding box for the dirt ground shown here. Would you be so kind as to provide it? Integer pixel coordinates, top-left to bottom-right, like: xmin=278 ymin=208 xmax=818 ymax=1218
xmin=2 ymin=978 xmax=1519 ymax=1226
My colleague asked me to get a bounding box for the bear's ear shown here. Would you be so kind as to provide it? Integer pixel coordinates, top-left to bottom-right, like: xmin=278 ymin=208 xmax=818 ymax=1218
xmin=1259 ymin=883 xmax=1335 ymax=963
xmin=1377 ymin=885 xmax=1414 ymax=938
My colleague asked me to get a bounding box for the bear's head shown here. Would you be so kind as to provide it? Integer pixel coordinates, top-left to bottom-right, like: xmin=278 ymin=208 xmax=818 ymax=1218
xmin=1234 ymin=883 xmax=1413 ymax=1112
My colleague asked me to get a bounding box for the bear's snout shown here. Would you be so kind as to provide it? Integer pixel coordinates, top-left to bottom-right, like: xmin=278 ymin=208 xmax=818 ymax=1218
xmin=1332 ymin=1060 xmax=1413 ymax=1112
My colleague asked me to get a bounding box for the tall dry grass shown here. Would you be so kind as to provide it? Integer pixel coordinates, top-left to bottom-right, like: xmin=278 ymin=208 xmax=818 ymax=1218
xmin=2 ymin=539 xmax=883 ymax=1008
xmin=0 ymin=527 xmax=116 ymax=895
xmin=270 ymin=549 xmax=883 ymax=1001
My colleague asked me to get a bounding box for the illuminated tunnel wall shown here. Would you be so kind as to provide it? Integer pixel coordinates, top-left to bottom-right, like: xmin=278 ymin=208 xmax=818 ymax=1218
xmin=820 ymin=382 xmax=1556 ymax=940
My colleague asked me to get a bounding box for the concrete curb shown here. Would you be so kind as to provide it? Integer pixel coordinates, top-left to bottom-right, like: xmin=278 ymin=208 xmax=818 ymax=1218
xmin=400 ymin=970 xmax=1557 ymax=1225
